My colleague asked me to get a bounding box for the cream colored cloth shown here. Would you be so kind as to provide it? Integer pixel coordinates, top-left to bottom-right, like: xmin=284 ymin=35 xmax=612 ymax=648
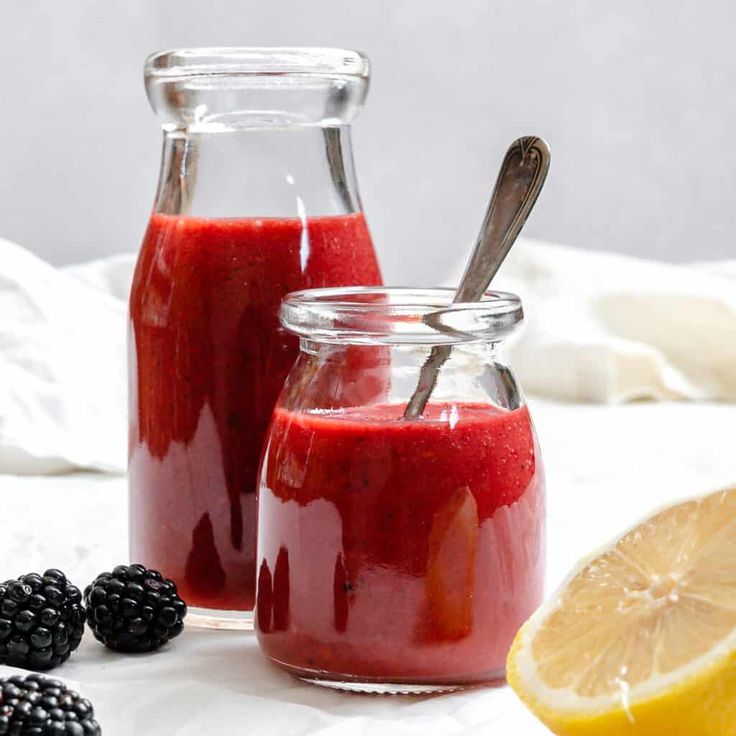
xmin=1 ymin=236 xmax=735 ymax=474
xmin=480 ymin=239 xmax=736 ymax=403
xmin=0 ymin=240 xmax=128 ymax=474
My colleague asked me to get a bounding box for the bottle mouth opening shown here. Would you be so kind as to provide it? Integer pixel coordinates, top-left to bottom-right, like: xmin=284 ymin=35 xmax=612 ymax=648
xmin=281 ymin=287 xmax=524 ymax=345
xmin=145 ymin=47 xmax=370 ymax=81
xmin=145 ymin=47 xmax=370 ymax=130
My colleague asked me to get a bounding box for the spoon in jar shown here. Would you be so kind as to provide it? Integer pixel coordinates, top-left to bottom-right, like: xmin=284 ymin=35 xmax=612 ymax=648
xmin=403 ymin=135 xmax=551 ymax=419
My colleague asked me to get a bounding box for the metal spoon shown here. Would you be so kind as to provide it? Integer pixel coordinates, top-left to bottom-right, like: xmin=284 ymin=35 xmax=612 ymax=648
xmin=403 ymin=135 xmax=551 ymax=419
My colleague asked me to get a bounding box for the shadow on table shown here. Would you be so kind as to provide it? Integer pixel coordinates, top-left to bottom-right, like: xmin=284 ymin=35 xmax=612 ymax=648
xmin=66 ymin=627 xmax=521 ymax=735
xmin=181 ymin=628 xmax=498 ymax=710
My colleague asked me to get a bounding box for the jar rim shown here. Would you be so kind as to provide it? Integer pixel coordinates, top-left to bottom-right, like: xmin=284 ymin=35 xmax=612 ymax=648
xmin=281 ymin=287 xmax=524 ymax=345
xmin=145 ymin=47 xmax=370 ymax=81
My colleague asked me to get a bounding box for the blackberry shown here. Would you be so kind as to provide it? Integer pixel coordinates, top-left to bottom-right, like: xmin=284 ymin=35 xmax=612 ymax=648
xmin=0 ymin=570 xmax=85 ymax=671
xmin=0 ymin=673 xmax=101 ymax=735
xmin=84 ymin=564 xmax=186 ymax=653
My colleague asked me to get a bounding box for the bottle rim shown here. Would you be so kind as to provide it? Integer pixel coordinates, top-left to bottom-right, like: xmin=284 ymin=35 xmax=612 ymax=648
xmin=145 ymin=47 xmax=370 ymax=81
xmin=280 ymin=286 xmax=524 ymax=346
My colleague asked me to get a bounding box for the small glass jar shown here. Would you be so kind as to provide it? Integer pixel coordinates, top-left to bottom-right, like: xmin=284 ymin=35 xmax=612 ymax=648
xmin=255 ymin=287 xmax=546 ymax=693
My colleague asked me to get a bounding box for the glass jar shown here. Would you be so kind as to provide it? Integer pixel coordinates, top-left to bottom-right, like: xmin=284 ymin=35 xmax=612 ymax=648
xmin=128 ymin=48 xmax=382 ymax=629
xmin=255 ymin=287 xmax=546 ymax=692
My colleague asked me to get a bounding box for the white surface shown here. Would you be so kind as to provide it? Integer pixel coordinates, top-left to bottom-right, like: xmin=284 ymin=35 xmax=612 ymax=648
xmin=1 ymin=399 xmax=734 ymax=735
xmin=5 ymin=239 xmax=736 ymax=475
xmin=2 ymin=2 xmax=736 ymax=275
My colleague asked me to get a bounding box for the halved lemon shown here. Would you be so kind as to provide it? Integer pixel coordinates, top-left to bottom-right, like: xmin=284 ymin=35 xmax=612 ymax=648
xmin=507 ymin=486 xmax=736 ymax=736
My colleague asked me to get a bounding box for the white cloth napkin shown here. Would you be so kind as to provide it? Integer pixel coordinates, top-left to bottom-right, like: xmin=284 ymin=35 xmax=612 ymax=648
xmin=1 ymin=236 xmax=735 ymax=475
xmin=475 ymin=240 xmax=736 ymax=403
xmin=0 ymin=241 xmax=131 ymax=475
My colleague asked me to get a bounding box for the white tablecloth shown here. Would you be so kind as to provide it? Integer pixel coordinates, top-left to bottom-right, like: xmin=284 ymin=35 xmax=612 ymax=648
xmin=1 ymin=398 xmax=735 ymax=735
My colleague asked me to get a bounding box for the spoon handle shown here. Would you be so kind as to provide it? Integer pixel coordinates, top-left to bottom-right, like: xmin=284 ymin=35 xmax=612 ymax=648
xmin=403 ymin=136 xmax=550 ymax=419
xmin=456 ymin=136 xmax=550 ymax=302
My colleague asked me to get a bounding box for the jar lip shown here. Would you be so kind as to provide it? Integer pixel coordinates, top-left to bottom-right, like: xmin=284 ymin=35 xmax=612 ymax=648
xmin=145 ymin=47 xmax=370 ymax=81
xmin=281 ymin=286 xmax=524 ymax=345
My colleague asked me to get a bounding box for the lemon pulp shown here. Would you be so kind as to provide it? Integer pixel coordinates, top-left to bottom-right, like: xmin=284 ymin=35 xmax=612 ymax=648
xmin=508 ymin=487 xmax=736 ymax=735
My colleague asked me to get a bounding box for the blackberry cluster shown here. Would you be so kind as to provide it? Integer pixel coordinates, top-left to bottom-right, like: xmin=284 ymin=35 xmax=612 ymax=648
xmin=0 ymin=673 xmax=100 ymax=735
xmin=84 ymin=564 xmax=186 ymax=653
xmin=0 ymin=570 xmax=85 ymax=671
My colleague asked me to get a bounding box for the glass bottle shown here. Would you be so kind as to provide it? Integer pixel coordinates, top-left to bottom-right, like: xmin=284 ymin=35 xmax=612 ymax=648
xmin=256 ymin=287 xmax=546 ymax=691
xmin=128 ymin=48 xmax=382 ymax=629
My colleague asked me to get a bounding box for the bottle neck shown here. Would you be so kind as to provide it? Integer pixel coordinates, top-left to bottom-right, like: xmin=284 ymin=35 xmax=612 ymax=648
xmin=154 ymin=125 xmax=362 ymax=218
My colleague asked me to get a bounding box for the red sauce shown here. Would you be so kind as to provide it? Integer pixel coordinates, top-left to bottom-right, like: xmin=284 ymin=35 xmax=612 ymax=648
xmin=256 ymin=402 xmax=545 ymax=684
xmin=128 ymin=213 xmax=381 ymax=611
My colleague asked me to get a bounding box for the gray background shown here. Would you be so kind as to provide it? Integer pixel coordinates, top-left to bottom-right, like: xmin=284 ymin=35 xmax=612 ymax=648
xmin=1 ymin=0 xmax=734 ymax=284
